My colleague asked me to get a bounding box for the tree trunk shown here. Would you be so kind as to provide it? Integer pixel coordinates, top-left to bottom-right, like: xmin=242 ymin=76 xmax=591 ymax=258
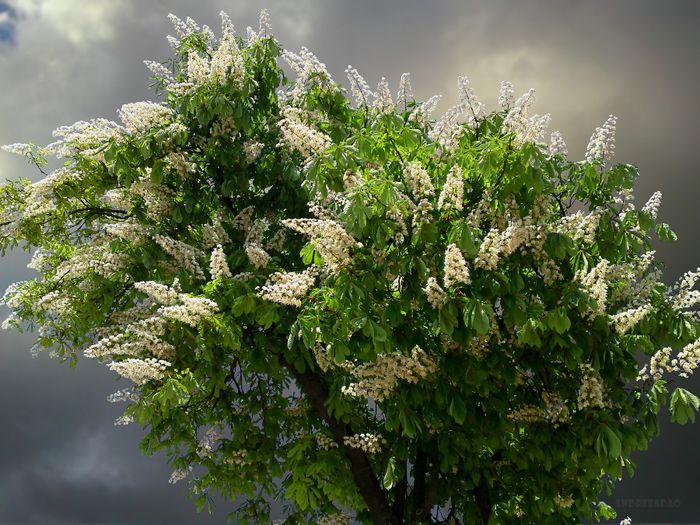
xmin=282 ymin=358 xmax=400 ymax=525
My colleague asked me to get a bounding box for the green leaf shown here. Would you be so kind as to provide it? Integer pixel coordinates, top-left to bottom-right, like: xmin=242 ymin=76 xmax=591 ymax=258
xmin=670 ymin=387 xmax=700 ymax=425
xmin=383 ymin=457 xmax=397 ymax=490
xmin=150 ymin=160 xmax=164 ymax=184
xmin=656 ymin=223 xmax=677 ymax=242
xmin=448 ymin=395 xmax=467 ymax=425
xmin=463 ymin=299 xmax=492 ymax=335
xmin=544 ymin=308 xmax=571 ymax=335
xmin=439 ymin=304 xmax=458 ymax=336
xmin=517 ymin=319 xmax=542 ymax=348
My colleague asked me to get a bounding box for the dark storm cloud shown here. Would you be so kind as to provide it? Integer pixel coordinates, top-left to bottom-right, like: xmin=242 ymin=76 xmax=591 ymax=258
xmin=0 ymin=1 xmax=699 ymax=523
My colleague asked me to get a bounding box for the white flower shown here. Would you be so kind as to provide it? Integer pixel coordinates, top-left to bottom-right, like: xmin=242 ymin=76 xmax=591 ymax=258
xmin=257 ymin=267 xmax=319 ymax=307
xmin=209 ymin=33 xmax=244 ymax=87
xmin=243 ymin=140 xmax=264 ymax=164
xmin=641 ymin=191 xmax=662 ymax=220
xmin=278 ymin=107 xmax=332 ymax=158
xmin=437 ymin=165 xmax=464 ymax=211
xmin=457 ymin=76 xmax=484 ymax=128
xmin=209 ymin=245 xmax=232 ymax=280
xmin=549 ymin=131 xmax=568 ymax=157
xmin=283 ymin=218 xmax=359 ymax=272
xmin=585 ymin=115 xmax=617 ymax=165
xmin=443 ymin=244 xmax=470 ymax=288
xmin=108 ymin=358 xmax=171 ymax=385
xmin=245 ymin=243 xmax=270 ymax=269
xmin=396 ymin=72 xmax=413 ymax=111
xmin=373 ymin=77 xmax=394 ymax=113
xmin=498 ymin=80 xmax=514 ymax=109
xmin=117 ymin=102 xmax=173 ymax=133
xmin=168 ymin=465 xmax=192 ymax=484
xmin=577 ymin=364 xmax=606 ymax=410
xmin=154 ymin=235 xmax=205 ymax=280
xmin=343 ymin=433 xmax=385 ymax=455
xmin=423 ymin=277 xmax=446 ymax=308
xmin=345 ymin=66 xmax=375 ymax=108
xmin=403 ymin=161 xmax=434 ymax=200
xmin=159 ymin=295 xmax=219 ymax=327
xmin=610 ymin=304 xmax=652 ymax=335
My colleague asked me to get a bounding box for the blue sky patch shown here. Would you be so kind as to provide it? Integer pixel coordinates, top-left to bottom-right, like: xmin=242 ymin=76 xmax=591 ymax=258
xmin=0 ymin=2 xmax=18 ymax=45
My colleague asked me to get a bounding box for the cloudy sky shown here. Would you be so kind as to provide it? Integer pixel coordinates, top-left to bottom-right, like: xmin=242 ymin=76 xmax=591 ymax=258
xmin=0 ymin=1 xmax=699 ymax=523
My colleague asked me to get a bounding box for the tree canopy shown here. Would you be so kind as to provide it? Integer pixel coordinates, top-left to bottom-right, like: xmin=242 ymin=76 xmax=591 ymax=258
xmin=1 ymin=10 xmax=699 ymax=525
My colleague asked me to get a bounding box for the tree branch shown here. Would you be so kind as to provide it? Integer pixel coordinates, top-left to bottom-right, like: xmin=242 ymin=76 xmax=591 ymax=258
xmin=474 ymin=475 xmax=492 ymax=525
xmin=412 ymin=448 xmax=427 ymax=522
xmin=392 ymin=461 xmax=407 ymax=523
xmin=280 ymin=357 xmax=399 ymax=525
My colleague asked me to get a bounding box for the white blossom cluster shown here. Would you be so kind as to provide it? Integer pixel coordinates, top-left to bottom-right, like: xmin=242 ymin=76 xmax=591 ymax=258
xmin=575 ymin=259 xmax=610 ymax=317
xmin=107 ymin=388 xmax=139 ymax=403
xmin=577 ymin=364 xmax=606 ymax=410
xmin=423 ymin=276 xmax=446 ymax=308
xmin=278 ymin=107 xmax=332 ymax=159
xmin=345 ymin=66 xmax=376 ymax=108
xmin=245 ymin=242 xmax=270 ymax=269
xmin=498 ymin=80 xmax=514 ymax=109
xmin=108 ymin=357 xmax=171 ymax=385
xmin=315 ymin=433 xmax=338 ymax=450
xmin=639 ymin=339 xmax=700 ymax=381
xmin=508 ymin=392 xmax=570 ymax=428
xmin=168 ymin=465 xmax=192 ymax=484
xmin=209 ymin=245 xmax=232 ymax=280
xmin=373 ymin=77 xmax=394 ymax=114
xmin=555 ymin=210 xmax=600 ymax=245
xmin=501 ymin=89 xmax=550 ymax=146
xmin=243 ymin=140 xmax=264 ymax=164
xmin=403 ymin=161 xmax=435 ymax=200
xmin=585 ymin=114 xmax=617 ymax=165
xmin=408 ymin=94 xmax=442 ymax=127
xmin=117 ymin=102 xmax=174 ymax=134
xmin=48 ymin=118 xmax=125 ymax=157
xmin=396 ymin=73 xmax=413 ymax=112
xmin=159 ymin=295 xmax=219 ymax=327
xmin=103 ymin=220 xmax=150 ymax=245
xmin=318 ymin=512 xmax=352 ymax=525
xmin=197 ymin=426 xmax=223 ymax=458
xmin=474 ymin=219 xmax=534 ymax=271
xmin=343 ymin=433 xmax=384 ymax=455
xmin=130 ymin=175 xmax=173 ymax=221
xmin=165 ymin=13 xmax=244 ymax=94
xmin=134 ymin=280 xmax=180 ymax=305
xmin=429 ymin=104 xmax=463 ymax=152
xmin=342 ymin=346 xmax=437 ymax=401
xmin=209 ymin=33 xmax=245 ymax=86
xmin=155 ymin=235 xmax=205 ymax=280
xmin=201 ymin=211 xmax=231 ymax=249
xmin=443 ymin=244 xmax=471 ymax=288
xmin=437 ymin=165 xmax=464 ymax=211
xmin=457 ymin=76 xmax=485 ymax=128
xmin=168 ymin=151 xmax=195 ymax=178
xmin=641 ymin=191 xmax=663 ymax=220
xmin=548 ymin=131 xmax=568 ymax=157
xmin=281 ymin=46 xmax=334 ymax=104
xmin=610 ymin=303 xmax=652 ymax=335
xmin=667 ymin=267 xmax=700 ymax=312
xmin=283 ymin=218 xmax=359 ymax=272
xmin=257 ymin=267 xmax=319 ymax=307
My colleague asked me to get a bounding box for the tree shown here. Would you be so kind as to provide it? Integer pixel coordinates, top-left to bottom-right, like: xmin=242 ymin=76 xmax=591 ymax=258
xmin=1 ymin=10 xmax=698 ymax=525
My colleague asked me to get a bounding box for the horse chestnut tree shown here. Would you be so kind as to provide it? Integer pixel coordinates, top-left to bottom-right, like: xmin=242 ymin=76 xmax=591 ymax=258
xmin=1 ymin=11 xmax=698 ymax=525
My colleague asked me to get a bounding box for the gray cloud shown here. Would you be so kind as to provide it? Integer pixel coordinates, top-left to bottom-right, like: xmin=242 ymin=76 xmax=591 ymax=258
xmin=0 ymin=0 xmax=699 ymax=522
